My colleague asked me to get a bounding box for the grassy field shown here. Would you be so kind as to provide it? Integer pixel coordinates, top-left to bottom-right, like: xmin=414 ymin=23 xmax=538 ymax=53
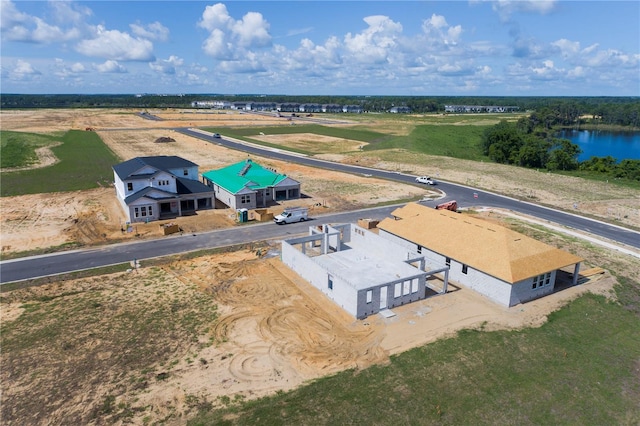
xmin=205 ymin=119 xmax=491 ymax=160
xmin=0 ymin=130 xmax=121 ymax=196
xmin=189 ymin=294 xmax=639 ymax=426
xmin=0 ymin=131 xmax=61 ymax=168
xmin=1 ymin=266 xmax=220 ymax=424
xmin=365 ymin=124 xmax=489 ymax=160
xmin=187 ymin=215 xmax=640 ymax=425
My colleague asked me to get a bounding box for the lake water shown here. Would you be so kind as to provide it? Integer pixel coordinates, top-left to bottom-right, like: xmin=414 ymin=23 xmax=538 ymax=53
xmin=558 ymin=129 xmax=640 ymax=162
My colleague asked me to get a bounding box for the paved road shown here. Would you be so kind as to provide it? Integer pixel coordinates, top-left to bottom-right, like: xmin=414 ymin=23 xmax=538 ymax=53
xmin=179 ymin=128 xmax=640 ymax=248
xmin=0 ymin=207 xmax=397 ymax=283
xmin=1 ymin=128 xmax=638 ymax=284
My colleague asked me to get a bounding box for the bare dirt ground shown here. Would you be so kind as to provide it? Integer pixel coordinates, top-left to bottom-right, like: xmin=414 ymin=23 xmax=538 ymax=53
xmin=0 ymin=244 xmax=620 ymax=425
xmin=1 ymin=108 xmax=638 ymax=425
xmin=0 ymin=109 xmax=430 ymax=255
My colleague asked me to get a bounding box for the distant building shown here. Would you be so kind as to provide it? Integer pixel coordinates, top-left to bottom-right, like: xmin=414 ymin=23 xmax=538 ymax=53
xmin=322 ymin=104 xmax=343 ymax=113
xmin=191 ymin=100 xmax=232 ymax=109
xmin=389 ymin=106 xmax=411 ymax=113
xmin=342 ymin=105 xmax=363 ymax=113
xmin=202 ymin=159 xmax=301 ymax=210
xmin=299 ymin=103 xmax=322 ymax=113
xmin=113 ymin=156 xmax=215 ymax=223
xmin=444 ymin=105 xmax=519 ymax=113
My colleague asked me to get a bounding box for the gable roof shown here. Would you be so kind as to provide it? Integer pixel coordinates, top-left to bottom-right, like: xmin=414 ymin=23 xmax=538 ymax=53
xmin=377 ymin=203 xmax=582 ymax=284
xmin=201 ymin=159 xmax=293 ymax=194
xmin=113 ymin=156 xmax=198 ymax=180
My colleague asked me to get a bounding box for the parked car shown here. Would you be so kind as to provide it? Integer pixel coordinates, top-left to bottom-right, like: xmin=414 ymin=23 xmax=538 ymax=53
xmin=274 ymin=207 xmax=308 ymax=224
xmin=213 ymin=133 xmax=221 ymax=138
xmin=415 ymin=176 xmax=436 ymax=185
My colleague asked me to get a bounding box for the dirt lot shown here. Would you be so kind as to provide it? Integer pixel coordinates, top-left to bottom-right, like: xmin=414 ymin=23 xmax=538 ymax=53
xmin=0 ymin=243 xmax=620 ymax=425
xmin=0 ymin=109 xmax=431 ymax=255
xmin=1 ymin=109 xmax=638 ymax=425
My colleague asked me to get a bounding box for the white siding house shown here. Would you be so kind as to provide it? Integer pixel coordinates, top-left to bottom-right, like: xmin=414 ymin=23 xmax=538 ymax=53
xmin=377 ymin=203 xmax=583 ymax=307
xmin=113 ymin=156 xmax=215 ymax=223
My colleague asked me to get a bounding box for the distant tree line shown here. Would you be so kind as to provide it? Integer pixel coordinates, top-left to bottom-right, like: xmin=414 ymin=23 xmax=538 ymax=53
xmin=482 ymin=117 xmax=640 ymax=181
xmin=1 ymin=94 xmax=638 ymax=127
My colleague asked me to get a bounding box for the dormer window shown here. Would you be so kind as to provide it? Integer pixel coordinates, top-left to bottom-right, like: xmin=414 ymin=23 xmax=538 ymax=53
xmin=127 ymin=182 xmax=133 ymax=191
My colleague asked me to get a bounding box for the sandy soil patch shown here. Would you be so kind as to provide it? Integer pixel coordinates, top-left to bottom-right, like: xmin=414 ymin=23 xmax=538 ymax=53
xmin=0 ymin=242 xmax=617 ymax=425
xmin=1 ymin=110 xmax=431 ymax=255
xmin=252 ymin=133 xmax=367 ymax=153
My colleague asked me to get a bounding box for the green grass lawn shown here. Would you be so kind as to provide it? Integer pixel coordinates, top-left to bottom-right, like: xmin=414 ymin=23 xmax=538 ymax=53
xmin=203 ymin=122 xmax=489 ymax=160
xmin=0 ymin=130 xmax=120 ymax=196
xmin=189 ymin=293 xmax=640 ymax=426
xmin=0 ymin=131 xmax=61 ymax=168
xmin=365 ymin=124 xmax=489 ymax=160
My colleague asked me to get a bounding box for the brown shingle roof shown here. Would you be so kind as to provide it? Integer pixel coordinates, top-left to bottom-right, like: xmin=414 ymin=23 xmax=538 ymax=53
xmin=378 ymin=203 xmax=582 ymax=284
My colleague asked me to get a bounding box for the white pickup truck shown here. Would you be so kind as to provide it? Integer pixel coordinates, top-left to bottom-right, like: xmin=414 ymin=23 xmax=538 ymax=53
xmin=274 ymin=207 xmax=308 ymax=224
xmin=415 ymin=176 xmax=436 ymax=185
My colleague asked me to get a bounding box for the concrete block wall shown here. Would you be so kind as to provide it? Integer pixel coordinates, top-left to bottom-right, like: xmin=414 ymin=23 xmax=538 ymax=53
xmin=281 ymin=239 xmax=359 ymax=317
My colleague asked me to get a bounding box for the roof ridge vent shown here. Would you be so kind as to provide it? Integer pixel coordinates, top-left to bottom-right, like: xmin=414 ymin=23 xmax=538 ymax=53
xmin=239 ymin=161 xmax=252 ymax=176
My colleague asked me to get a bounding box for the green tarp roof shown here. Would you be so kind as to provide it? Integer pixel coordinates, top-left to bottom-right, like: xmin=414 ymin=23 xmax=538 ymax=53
xmin=202 ymin=160 xmax=288 ymax=194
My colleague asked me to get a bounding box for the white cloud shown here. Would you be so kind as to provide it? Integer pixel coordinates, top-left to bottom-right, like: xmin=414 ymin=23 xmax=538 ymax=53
xmin=49 ymin=1 xmax=92 ymax=25
xmin=199 ymin=3 xmax=271 ymax=59
xmin=149 ymin=55 xmax=184 ymax=74
xmin=489 ymin=0 xmax=558 ymax=21
xmin=551 ymin=38 xmax=580 ymax=58
xmin=76 ymin=25 xmax=155 ymax=61
xmin=343 ymin=15 xmax=402 ymax=64
xmin=96 ymin=60 xmax=127 ymax=73
xmin=0 ymin=0 xmax=81 ymax=43
xmin=130 ymin=21 xmax=169 ymax=42
xmin=421 ymin=14 xmax=462 ymax=47
xmin=54 ymin=58 xmax=88 ymax=77
xmin=232 ymin=11 xmax=271 ymax=48
xmin=14 ymin=59 xmax=40 ymax=76
xmin=70 ymin=62 xmax=86 ymax=73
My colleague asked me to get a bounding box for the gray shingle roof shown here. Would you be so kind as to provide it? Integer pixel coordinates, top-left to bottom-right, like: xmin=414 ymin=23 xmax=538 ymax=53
xmin=113 ymin=156 xmax=198 ymax=180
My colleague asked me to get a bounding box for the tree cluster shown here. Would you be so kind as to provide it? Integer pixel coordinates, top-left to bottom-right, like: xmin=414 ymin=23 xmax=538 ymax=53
xmin=579 ymin=157 xmax=640 ymax=181
xmin=482 ymin=117 xmax=640 ymax=181
xmin=1 ymin=94 xmax=638 ymax=126
xmin=481 ymin=119 xmax=582 ymax=171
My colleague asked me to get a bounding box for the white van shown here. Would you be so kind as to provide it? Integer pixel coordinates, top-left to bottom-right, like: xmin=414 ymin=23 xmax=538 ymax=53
xmin=274 ymin=207 xmax=308 ymax=224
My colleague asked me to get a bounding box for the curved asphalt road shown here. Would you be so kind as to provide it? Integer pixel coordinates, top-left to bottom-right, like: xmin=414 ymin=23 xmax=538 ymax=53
xmin=1 ymin=129 xmax=638 ymax=284
xmin=178 ymin=128 xmax=639 ymax=248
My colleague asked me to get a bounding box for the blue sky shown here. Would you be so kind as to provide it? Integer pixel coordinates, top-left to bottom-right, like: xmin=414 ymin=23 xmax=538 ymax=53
xmin=1 ymin=1 xmax=638 ymax=96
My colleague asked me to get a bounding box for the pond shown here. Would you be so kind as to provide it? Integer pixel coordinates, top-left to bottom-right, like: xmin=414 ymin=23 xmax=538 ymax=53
xmin=557 ymin=129 xmax=640 ymax=162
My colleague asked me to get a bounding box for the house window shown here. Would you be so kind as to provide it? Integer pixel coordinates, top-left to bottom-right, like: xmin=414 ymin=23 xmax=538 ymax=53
xmin=532 ymin=275 xmax=538 ymax=289
xmin=266 ymin=190 xmax=270 ymax=196
xmin=462 ymin=264 xmax=468 ymax=274
xmin=366 ymin=290 xmax=372 ymax=304
xmin=417 ymin=245 xmax=422 ymax=254
xmin=127 ymin=182 xmax=133 ymax=191
xmin=328 ymin=276 xmax=333 ymax=290
xmin=134 ymin=207 xmax=139 ymax=218
xmin=240 ymin=195 xmax=251 ymax=204
xmin=411 ymin=279 xmax=419 ymax=293
xmin=445 ymin=257 xmax=451 ymax=267
xmin=394 ymin=283 xmax=401 ymax=298
xmin=148 ymin=206 xmax=153 ymax=216
xmin=140 ymin=206 xmax=147 ymax=217
xmin=183 ymin=169 xmax=188 ymax=176
xmin=545 ymin=273 xmax=551 ymax=285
